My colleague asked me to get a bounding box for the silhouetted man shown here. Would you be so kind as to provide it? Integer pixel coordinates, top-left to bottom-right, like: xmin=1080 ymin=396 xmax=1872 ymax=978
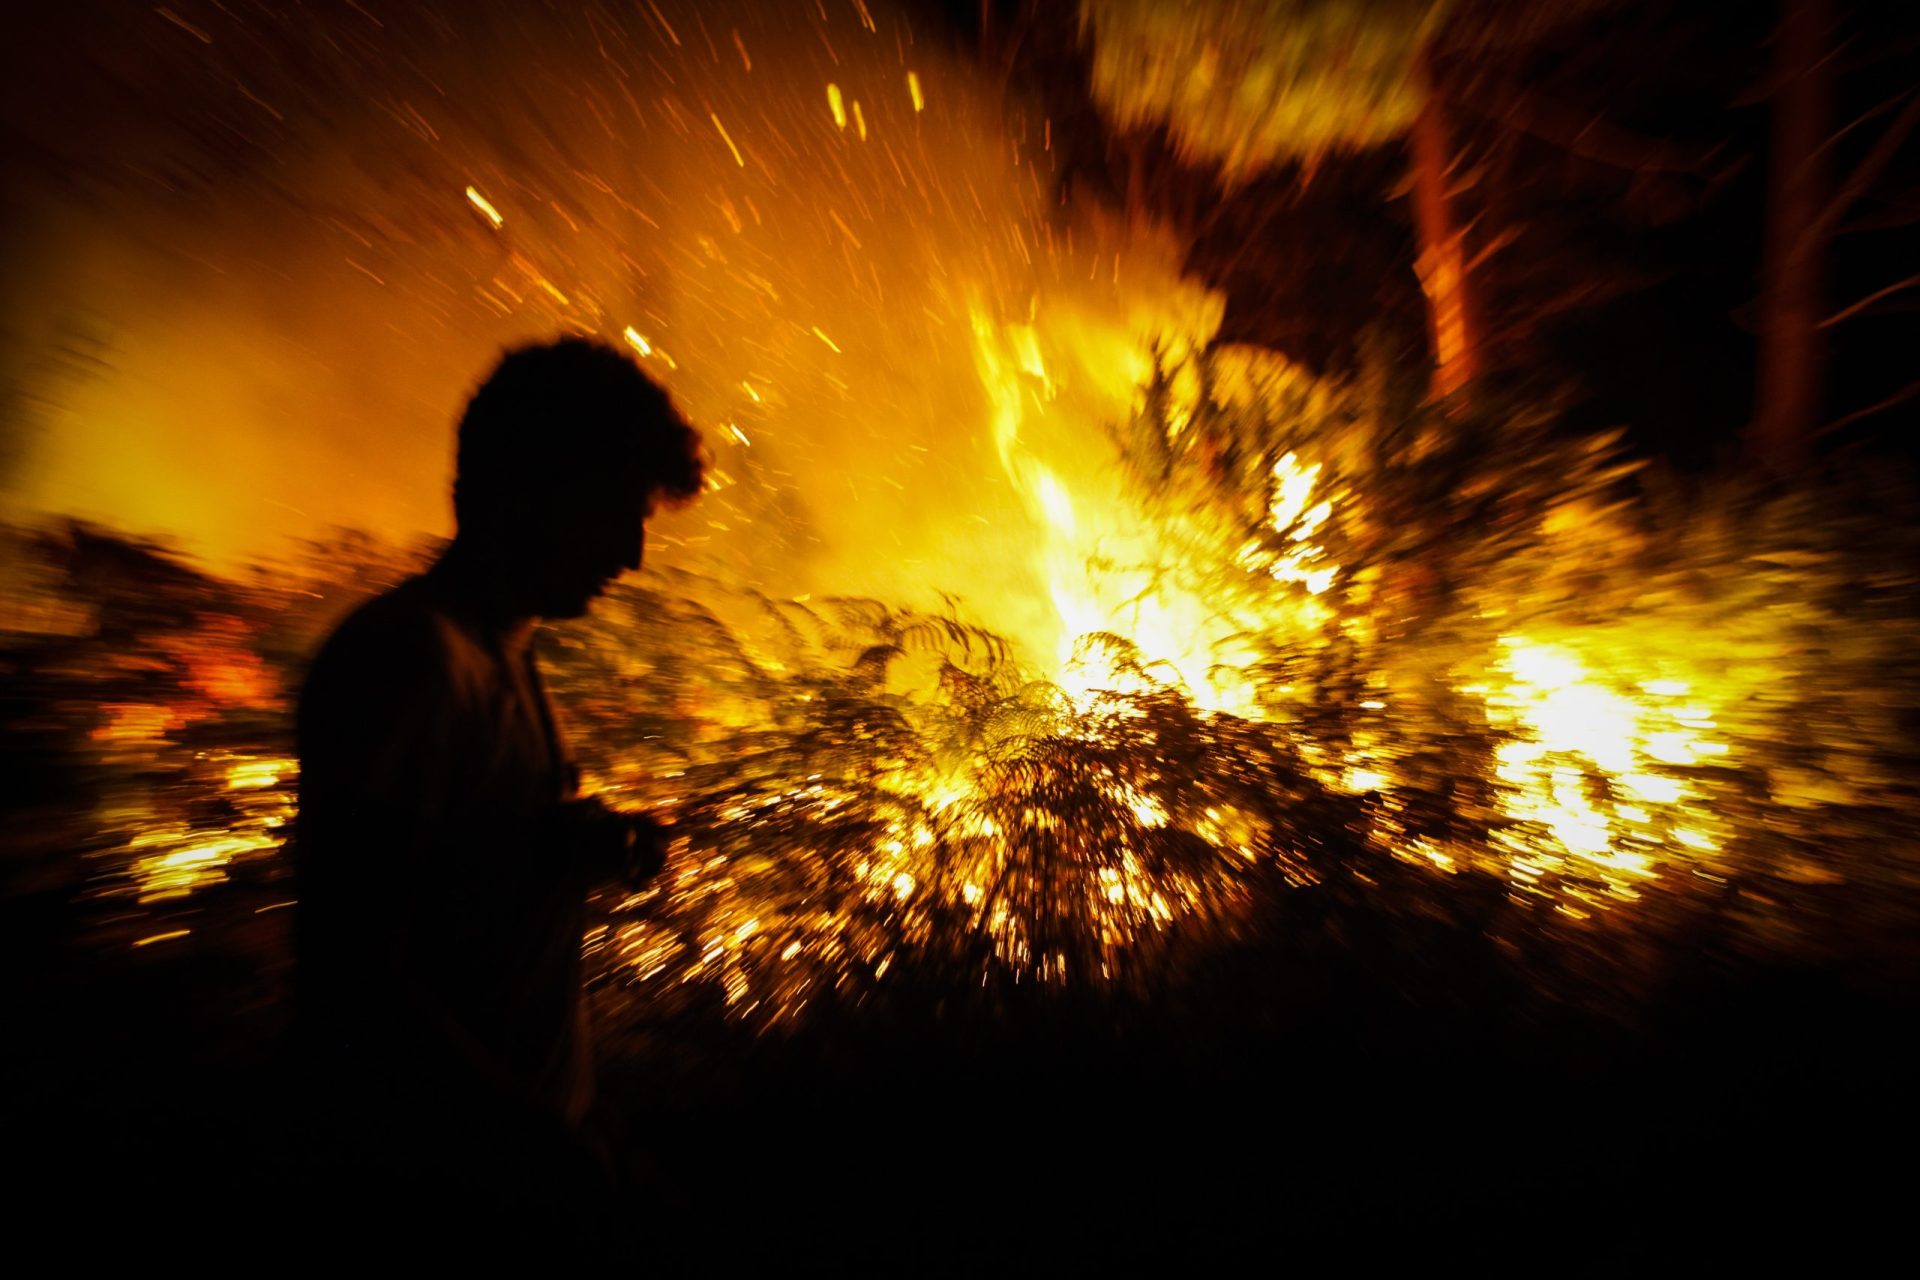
xmin=294 ymin=338 xmax=703 ymax=1234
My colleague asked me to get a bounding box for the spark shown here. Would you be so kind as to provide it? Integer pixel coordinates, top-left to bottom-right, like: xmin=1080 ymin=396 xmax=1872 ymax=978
xmin=811 ymin=326 xmax=841 ymax=353
xmin=852 ymin=101 xmax=868 ymax=141
xmin=827 ymin=83 xmax=847 ymax=130
xmin=644 ymin=0 xmax=680 ymax=46
xmin=907 ymin=71 xmax=924 ymax=113
xmin=828 ymin=208 xmax=863 ymax=248
xmin=623 ymin=326 xmax=653 ymax=357
xmin=134 ymin=930 xmax=191 ymax=948
xmin=709 ymin=112 xmax=745 ymax=167
xmin=156 ymin=7 xmax=211 ymax=43
xmin=235 ymin=81 xmax=284 ymax=121
xmin=465 ymin=185 xmax=504 ymax=229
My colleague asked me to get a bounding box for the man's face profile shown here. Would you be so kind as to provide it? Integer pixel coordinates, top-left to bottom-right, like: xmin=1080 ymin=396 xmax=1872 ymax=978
xmin=523 ymin=476 xmax=651 ymax=619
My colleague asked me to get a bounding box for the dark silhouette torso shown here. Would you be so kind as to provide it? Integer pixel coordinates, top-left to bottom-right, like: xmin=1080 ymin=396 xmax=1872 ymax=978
xmin=295 ymin=569 xmax=592 ymax=1124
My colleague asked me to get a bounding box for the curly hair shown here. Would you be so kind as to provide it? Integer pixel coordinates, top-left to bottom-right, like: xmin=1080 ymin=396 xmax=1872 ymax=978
xmin=453 ymin=338 xmax=705 ymax=532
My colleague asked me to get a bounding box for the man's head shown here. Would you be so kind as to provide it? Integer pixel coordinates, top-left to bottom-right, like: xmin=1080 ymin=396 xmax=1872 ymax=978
xmin=453 ymin=338 xmax=704 ymax=618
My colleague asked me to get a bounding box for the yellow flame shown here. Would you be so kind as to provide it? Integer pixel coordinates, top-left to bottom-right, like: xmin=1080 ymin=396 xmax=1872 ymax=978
xmin=226 ymin=757 xmax=290 ymax=790
xmin=1481 ymin=636 xmax=1727 ymax=889
xmin=130 ymin=829 xmax=278 ymax=902
xmin=968 ymin=299 xmax=1303 ymax=714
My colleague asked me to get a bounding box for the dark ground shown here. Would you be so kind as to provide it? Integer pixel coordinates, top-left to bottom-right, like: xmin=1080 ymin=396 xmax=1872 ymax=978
xmin=8 ymin=866 xmax=1912 ymax=1269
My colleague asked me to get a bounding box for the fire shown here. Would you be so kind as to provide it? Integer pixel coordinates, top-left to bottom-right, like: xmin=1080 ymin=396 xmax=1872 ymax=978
xmin=123 ymin=753 xmax=297 ymax=905
xmin=967 ymin=295 xmax=1284 ymax=714
xmin=958 ymin=251 xmax=1739 ymax=914
xmin=131 ymin=829 xmax=278 ymax=903
xmin=1479 ymin=636 xmax=1728 ymax=890
xmin=1262 ymin=453 xmax=1337 ymax=597
xmin=964 ymin=288 xmax=1737 ymax=910
xmin=17 ymin=0 xmax=1910 ymax=1041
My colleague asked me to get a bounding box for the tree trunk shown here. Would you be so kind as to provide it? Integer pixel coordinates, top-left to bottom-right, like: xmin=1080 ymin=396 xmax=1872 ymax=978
xmin=1409 ymin=47 xmax=1478 ymax=407
xmin=1749 ymin=0 xmax=1833 ymax=473
xmin=1124 ymin=132 xmax=1146 ymax=226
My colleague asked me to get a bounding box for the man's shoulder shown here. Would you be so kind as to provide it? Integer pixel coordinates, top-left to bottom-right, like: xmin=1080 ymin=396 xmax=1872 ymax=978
xmin=303 ymin=577 xmax=466 ymax=701
xmin=318 ymin=575 xmax=447 ymax=654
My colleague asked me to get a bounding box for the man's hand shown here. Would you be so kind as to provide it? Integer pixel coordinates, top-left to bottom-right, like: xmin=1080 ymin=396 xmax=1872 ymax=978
xmin=618 ymin=811 xmax=671 ymax=887
xmin=556 ymin=796 xmax=669 ymax=888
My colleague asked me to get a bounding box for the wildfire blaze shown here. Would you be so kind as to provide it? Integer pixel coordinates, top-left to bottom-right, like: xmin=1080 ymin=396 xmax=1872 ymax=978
xmin=3 ymin=0 xmax=1916 ymax=1040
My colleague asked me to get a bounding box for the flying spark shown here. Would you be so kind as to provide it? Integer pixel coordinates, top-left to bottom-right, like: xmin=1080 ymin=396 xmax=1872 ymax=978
xmin=464 ymin=185 xmax=504 ymax=229
xmin=710 ymin=112 xmax=745 ymax=167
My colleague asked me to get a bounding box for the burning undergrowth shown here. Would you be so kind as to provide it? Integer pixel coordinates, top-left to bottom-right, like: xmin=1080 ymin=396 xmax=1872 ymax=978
xmin=555 ymin=580 xmax=1370 ymax=1029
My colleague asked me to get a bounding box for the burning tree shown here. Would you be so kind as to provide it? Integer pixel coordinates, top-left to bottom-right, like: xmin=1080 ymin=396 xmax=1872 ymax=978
xmin=1079 ymin=0 xmax=1478 ymax=402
